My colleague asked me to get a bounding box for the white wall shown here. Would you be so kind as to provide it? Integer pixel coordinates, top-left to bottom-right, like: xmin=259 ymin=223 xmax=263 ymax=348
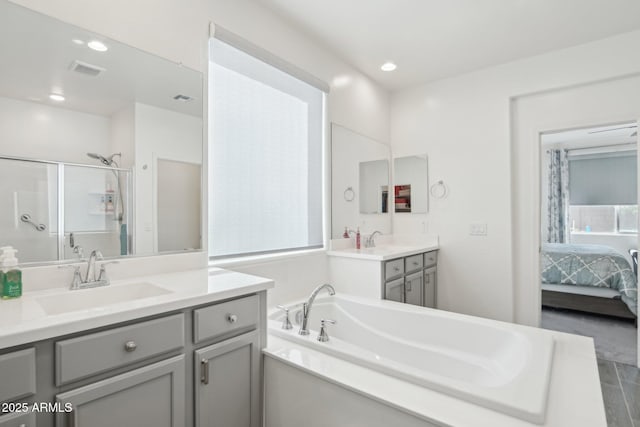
xmin=0 ymin=96 xmax=110 ymax=163
xmin=134 ymin=103 xmax=202 ymax=254
xmin=10 ymin=0 xmax=390 ymax=302
xmin=390 ymin=30 xmax=640 ymax=322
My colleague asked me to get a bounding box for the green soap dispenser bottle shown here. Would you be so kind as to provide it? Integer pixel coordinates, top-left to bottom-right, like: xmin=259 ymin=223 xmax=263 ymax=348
xmin=1 ymin=247 xmax=22 ymax=299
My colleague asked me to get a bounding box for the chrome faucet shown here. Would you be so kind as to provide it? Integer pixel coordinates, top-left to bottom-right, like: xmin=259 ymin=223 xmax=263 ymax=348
xmin=364 ymin=231 xmax=382 ymax=248
xmin=59 ymin=250 xmax=118 ymax=290
xmin=85 ymin=250 xmax=103 ymax=283
xmin=299 ymin=284 xmax=336 ymax=335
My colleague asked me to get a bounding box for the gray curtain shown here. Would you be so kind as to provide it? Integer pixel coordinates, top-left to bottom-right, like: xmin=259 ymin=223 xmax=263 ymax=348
xmin=546 ymin=149 xmax=570 ymax=243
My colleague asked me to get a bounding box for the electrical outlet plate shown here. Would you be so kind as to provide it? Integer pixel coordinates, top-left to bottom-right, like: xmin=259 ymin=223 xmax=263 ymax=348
xmin=470 ymin=223 xmax=488 ymax=236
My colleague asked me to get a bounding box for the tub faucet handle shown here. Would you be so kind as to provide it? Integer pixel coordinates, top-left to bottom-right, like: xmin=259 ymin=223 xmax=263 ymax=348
xmin=317 ymin=319 xmax=336 ymax=342
xmin=276 ymin=305 xmax=293 ymax=330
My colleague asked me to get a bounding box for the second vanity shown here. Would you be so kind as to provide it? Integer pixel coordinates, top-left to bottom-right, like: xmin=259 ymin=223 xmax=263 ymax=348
xmin=327 ymin=235 xmax=439 ymax=307
xmin=0 ymin=268 xmax=274 ymax=427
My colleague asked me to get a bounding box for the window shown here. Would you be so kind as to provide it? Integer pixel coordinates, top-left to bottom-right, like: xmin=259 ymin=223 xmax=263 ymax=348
xmin=568 ymin=150 xmax=638 ymax=235
xmin=208 ymin=33 xmax=326 ymax=259
xmin=569 ymin=205 xmax=638 ymax=234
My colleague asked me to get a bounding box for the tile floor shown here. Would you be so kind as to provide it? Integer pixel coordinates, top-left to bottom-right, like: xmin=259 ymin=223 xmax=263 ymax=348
xmin=598 ymin=359 xmax=640 ymax=426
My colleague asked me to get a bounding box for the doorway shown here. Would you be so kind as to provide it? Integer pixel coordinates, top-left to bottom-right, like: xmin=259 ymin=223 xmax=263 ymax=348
xmin=539 ymin=123 xmax=638 ymax=365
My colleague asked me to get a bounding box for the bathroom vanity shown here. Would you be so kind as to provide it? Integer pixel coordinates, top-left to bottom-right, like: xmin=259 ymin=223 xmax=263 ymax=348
xmin=0 ymin=268 xmax=273 ymax=427
xmin=327 ymin=236 xmax=439 ymax=307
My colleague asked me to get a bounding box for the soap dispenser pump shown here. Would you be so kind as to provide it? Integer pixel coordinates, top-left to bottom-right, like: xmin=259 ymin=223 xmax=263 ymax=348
xmin=1 ymin=246 xmax=22 ymax=299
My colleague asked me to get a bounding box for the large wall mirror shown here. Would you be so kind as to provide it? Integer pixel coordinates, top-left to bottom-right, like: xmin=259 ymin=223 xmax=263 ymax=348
xmin=0 ymin=1 xmax=203 ymax=264
xmin=331 ymin=123 xmax=391 ymax=238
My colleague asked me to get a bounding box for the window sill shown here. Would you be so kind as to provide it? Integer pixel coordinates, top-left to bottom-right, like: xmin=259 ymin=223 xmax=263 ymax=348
xmin=209 ymin=247 xmax=327 ymax=269
xmin=570 ymin=231 xmax=637 ymax=236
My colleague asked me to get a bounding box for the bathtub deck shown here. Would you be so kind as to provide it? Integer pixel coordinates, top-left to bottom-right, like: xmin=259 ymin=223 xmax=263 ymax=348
xmin=264 ymin=330 xmax=605 ymax=427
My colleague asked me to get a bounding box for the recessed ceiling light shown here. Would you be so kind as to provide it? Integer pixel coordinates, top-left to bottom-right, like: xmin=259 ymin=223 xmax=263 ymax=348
xmin=87 ymin=40 xmax=108 ymax=52
xmin=71 ymin=39 xmax=85 ymax=45
xmin=49 ymin=93 xmax=65 ymax=102
xmin=381 ymin=62 xmax=397 ymax=72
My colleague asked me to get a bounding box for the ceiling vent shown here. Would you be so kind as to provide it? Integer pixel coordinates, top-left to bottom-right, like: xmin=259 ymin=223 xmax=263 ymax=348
xmin=69 ymin=60 xmax=105 ymax=77
xmin=173 ymin=94 xmax=194 ymax=102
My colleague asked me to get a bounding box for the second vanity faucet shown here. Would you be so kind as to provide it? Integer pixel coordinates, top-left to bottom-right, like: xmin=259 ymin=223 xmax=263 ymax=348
xmin=299 ymin=283 xmax=336 ymax=335
xmin=364 ymin=231 xmax=382 ymax=248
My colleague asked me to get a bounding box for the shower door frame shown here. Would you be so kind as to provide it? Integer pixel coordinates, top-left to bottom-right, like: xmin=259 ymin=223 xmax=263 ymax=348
xmin=0 ymin=155 xmax=132 ymax=262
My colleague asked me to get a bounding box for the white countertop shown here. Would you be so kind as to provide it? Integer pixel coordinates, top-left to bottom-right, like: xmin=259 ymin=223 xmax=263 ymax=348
xmin=326 ymin=234 xmax=439 ymax=261
xmin=0 ymin=268 xmax=274 ymax=349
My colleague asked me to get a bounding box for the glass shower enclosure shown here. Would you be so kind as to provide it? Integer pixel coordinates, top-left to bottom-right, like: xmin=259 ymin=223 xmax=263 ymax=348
xmin=0 ymin=157 xmax=131 ymax=264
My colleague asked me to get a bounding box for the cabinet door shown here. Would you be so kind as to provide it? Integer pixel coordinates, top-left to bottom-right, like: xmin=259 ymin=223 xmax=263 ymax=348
xmin=424 ymin=267 xmax=437 ymax=308
xmin=0 ymin=411 xmax=36 ymax=427
xmin=195 ymin=331 xmax=260 ymax=427
xmin=385 ymin=277 xmax=405 ymax=303
xmin=56 ymin=355 xmax=185 ymax=427
xmin=405 ymin=272 xmax=423 ymax=306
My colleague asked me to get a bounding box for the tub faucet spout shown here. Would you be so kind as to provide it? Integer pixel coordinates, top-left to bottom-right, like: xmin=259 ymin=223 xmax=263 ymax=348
xmin=299 ymin=284 xmax=336 ymax=335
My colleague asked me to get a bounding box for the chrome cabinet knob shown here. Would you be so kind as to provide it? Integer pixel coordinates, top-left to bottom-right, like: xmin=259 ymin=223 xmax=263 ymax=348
xmin=226 ymin=314 xmax=238 ymax=324
xmin=124 ymin=340 xmax=137 ymax=352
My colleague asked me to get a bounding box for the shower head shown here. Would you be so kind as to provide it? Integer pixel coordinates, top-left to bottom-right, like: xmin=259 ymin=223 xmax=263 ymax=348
xmin=86 ymin=152 xmax=121 ymax=167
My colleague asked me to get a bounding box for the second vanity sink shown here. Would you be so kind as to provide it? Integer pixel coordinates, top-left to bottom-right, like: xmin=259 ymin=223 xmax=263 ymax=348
xmin=36 ymin=282 xmax=172 ymax=315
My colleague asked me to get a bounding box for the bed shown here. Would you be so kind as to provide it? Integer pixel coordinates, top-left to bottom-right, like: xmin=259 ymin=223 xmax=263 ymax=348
xmin=541 ymin=243 xmax=637 ymax=320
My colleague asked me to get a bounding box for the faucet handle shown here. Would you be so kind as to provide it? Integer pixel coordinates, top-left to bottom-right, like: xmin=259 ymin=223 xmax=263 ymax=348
xmin=317 ymin=319 xmax=336 ymax=342
xmin=97 ymin=261 xmax=119 ymax=282
xmin=276 ymin=305 xmax=293 ymax=330
xmin=58 ymin=264 xmax=83 ymax=289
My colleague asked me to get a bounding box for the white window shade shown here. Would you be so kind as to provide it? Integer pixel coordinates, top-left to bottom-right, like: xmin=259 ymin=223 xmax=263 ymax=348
xmin=209 ymin=38 xmax=324 ymax=258
xmin=569 ymin=152 xmax=637 ymax=205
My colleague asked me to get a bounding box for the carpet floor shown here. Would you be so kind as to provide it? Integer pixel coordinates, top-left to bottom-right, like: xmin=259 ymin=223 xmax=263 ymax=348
xmin=541 ymin=306 xmax=637 ymax=365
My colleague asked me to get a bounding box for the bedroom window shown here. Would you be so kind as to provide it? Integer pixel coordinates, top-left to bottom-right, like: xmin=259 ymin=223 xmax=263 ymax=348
xmin=569 ymin=205 xmax=638 ymax=234
xmin=568 ymin=149 xmax=637 ymax=235
xmin=208 ymin=29 xmax=328 ymax=259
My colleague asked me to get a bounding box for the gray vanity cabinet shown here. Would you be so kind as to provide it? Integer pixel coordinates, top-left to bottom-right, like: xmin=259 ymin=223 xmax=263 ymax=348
xmin=384 ymin=277 xmax=405 ymax=303
xmin=382 ymin=250 xmax=438 ymax=308
xmin=195 ymin=331 xmax=260 ymax=427
xmin=55 ymin=355 xmax=185 ymax=427
xmin=0 ymin=412 xmax=36 ymax=427
xmin=424 ymin=266 xmax=437 ymax=309
xmin=404 ymin=272 xmax=423 ymax=306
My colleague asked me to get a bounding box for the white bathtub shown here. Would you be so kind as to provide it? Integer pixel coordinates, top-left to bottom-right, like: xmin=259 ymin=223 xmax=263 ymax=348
xmin=268 ymin=295 xmax=554 ymax=424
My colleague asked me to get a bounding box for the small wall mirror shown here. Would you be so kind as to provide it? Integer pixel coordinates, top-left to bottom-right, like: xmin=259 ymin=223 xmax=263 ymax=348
xmin=0 ymin=1 xmax=203 ymax=264
xmin=359 ymin=160 xmax=389 ymax=214
xmin=393 ymin=155 xmax=429 ymax=214
xmin=331 ymin=124 xmax=391 ymax=238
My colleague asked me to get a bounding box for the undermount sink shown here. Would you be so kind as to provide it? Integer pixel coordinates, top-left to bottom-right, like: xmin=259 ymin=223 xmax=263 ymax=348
xmin=37 ymin=282 xmax=172 ymax=315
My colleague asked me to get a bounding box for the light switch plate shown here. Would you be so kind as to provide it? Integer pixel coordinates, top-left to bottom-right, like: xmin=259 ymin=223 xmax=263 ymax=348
xmin=470 ymin=223 xmax=488 ymax=236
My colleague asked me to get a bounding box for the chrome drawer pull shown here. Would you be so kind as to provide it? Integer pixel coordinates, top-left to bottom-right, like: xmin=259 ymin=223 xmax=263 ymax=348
xmin=201 ymin=359 xmax=209 ymax=384
xmin=413 ymin=261 xmax=419 ymax=266
xmin=226 ymin=314 xmax=238 ymax=324
xmin=124 ymin=340 xmax=137 ymax=352
xmin=393 ymin=266 xmax=400 ymax=272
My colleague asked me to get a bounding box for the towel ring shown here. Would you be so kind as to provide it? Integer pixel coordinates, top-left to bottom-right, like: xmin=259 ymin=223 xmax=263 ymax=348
xmin=344 ymin=187 xmax=355 ymax=202
xmin=430 ymin=180 xmax=448 ymax=199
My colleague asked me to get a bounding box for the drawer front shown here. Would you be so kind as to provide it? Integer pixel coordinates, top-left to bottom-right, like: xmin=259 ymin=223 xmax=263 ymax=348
xmin=56 ymin=314 xmax=184 ymax=386
xmin=0 ymin=411 xmax=36 ymax=427
xmin=0 ymin=348 xmax=36 ymax=403
xmin=384 ymin=258 xmax=405 ymax=281
xmin=405 ymin=254 xmax=424 ymax=273
xmin=194 ymin=295 xmax=259 ymax=343
xmin=424 ymin=251 xmax=438 ymax=268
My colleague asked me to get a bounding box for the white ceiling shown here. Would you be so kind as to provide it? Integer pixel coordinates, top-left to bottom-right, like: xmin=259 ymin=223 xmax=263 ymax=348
xmin=256 ymin=0 xmax=640 ymax=90
xmin=0 ymin=1 xmax=202 ymax=117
